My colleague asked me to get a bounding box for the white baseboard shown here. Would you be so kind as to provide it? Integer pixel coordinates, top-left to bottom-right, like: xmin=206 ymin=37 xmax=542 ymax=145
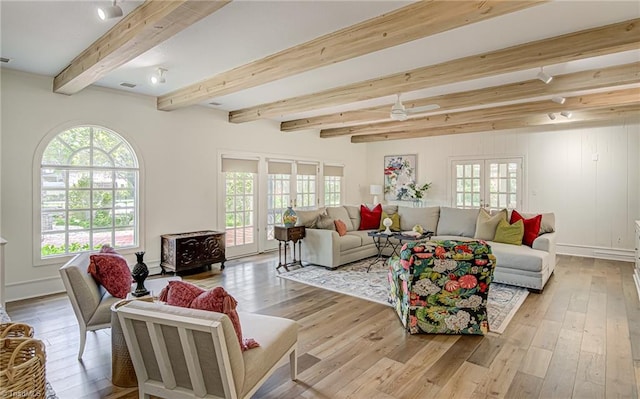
xmin=5 ymin=275 xmax=65 ymax=303
xmin=557 ymin=243 xmax=634 ymax=263
xmin=5 ymin=261 xmax=165 ymax=303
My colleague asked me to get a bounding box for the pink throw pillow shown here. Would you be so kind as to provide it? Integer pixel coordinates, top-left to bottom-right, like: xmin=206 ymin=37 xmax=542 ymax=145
xmin=158 ymin=281 xmax=205 ymax=308
xmin=191 ymin=287 xmax=259 ymax=351
xmin=88 ymin=253 xmax=132 ymax=299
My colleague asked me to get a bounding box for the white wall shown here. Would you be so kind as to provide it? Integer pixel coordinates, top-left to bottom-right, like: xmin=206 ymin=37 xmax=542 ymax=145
xmin=0 ymin=70 xmax=368 ymax=301
xmin=365 ymin=121 xmax=640 ymax=261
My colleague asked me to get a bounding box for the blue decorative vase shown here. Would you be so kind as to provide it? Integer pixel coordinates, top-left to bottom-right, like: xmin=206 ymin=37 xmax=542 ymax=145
xmin=283 ymin=207 xmax=297 ymax=227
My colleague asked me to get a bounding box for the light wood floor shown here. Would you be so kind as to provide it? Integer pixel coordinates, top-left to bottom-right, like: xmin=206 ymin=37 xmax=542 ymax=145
xmin=6 ymin=254 xmax=640 ymax=399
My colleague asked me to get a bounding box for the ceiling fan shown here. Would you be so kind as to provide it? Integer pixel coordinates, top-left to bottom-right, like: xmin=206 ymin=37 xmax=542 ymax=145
xmin=390 ymin=94 xmax=440 ymax=121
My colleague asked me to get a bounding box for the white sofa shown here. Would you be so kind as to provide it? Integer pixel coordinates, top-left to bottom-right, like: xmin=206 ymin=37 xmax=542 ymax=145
xmin=298 ymin=205 xmax=556 ymax=292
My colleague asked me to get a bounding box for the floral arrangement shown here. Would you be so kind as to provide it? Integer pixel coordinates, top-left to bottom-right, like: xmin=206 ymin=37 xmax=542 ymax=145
xmin=395 ymin=181 xmax=431 ymax=200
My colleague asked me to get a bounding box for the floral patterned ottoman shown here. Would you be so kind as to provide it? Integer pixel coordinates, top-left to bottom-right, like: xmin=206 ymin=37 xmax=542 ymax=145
xmin=388 ymin=240 xmax=496 ymax=335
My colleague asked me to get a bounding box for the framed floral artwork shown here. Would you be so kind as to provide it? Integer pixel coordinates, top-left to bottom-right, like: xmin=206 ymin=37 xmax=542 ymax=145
xmin=384 ymin=154 xmax=417 ymax=201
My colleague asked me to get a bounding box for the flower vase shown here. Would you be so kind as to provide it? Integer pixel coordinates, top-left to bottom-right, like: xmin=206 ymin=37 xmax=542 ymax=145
xmin=283 ymin=206 xmax=297 ymax=227
xmin=131 ymin=251 xmax=150 ymax=297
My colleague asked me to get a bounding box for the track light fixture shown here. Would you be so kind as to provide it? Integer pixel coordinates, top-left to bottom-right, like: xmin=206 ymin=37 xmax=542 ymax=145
xmin=98 ymin=0 xmax=123 ymax=20
xmin=548 ymin=113 xmax=556 ymax=120
xmin=537 ymin=67 xmax=553 ymax=84
xmin=551 ymin=96 xmax=566 ymax=104
xmin=150 ymin=68 xmax=167 ymax=85
xmin=561 ymin=111 xmax=572 ymax=118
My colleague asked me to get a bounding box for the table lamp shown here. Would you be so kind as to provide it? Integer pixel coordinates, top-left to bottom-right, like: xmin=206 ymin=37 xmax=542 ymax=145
xmin=370 ymin=184 xmax=383 ymax=204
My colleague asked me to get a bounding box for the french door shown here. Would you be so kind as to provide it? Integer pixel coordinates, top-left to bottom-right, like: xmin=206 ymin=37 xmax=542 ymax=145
xmin=452 ymin=158 xmax=523 ymax=211
xmin=222 ymin=158 xmax=259 ymax=258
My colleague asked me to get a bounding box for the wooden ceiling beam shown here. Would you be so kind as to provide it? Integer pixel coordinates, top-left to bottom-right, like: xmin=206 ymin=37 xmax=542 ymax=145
xmin=321 ymin=87 xmax=640 ymax=137
xmin=157 ymin=0 xmax=544 ymax=111
xmin=53 ymin=0 xmax=230 ymax=95
xmin=350 ymin=104 xmax=640 ymax=143
xmin=230 ymin=18 xmax=640 ymax=123
xmin=282 ymin=62 xmax=640 ymax=132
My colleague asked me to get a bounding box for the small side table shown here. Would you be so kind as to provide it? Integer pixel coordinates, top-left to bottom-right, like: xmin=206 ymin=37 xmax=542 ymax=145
xmin=274 ymin=226 xmax=305 ymax=271
xmin=111 ymin=276 xmax=181 ymax=387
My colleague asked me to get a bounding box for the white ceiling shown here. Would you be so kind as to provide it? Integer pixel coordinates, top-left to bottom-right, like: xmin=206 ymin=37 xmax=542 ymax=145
xmin=1 ymin=0 xmax=639 ymax=123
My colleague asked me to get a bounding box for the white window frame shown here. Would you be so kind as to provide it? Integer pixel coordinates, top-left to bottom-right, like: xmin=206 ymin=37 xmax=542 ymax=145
xmin=33 ymin=124 xmax=144 ymax=266
xmin=449 ymin=156 xmax=525 ymax=211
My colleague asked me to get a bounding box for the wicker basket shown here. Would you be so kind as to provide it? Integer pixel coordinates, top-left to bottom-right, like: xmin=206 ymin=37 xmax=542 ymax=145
xmin=0 ymin=338 xmax=46 ymax=399
xmin=0 ymin=323 xmax=34 ymax=339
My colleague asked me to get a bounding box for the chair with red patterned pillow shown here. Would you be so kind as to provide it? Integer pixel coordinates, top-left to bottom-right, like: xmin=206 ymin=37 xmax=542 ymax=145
xmin=388 ymin=239 xmax=497 ymax=334
xmin=59 ymin=251 xmax=179 ymax=359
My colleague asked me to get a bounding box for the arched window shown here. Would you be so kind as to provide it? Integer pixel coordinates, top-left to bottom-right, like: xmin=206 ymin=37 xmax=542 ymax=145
xmin=39 ymin=126 xmax=139 ymax=258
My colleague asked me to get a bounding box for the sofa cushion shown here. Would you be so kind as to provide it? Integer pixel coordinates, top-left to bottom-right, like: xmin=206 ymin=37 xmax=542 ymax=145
xmin=326 ymin=206 xmax=354 ymax=231
xmin=474 ymin=208 xmax=507 ymax=240
xmin=344 ymin=205 xmax=361 ymax=231
xmin=510 ymin=210 xmax=542 ymax=247
xmin=339 ymin=234 xmax=362 ymax=251
xmin=437 ymin=207 xmax=478 ymax=237
xmin=488 ymin=241 xmax=547 ymax=272
xmin=359 ymin=204 xmax=382 ymax=230
xmin=398 ymin=206 xmax=440 ymax=232
xmin=379 ymin=211 xmax=401 ymax=232
xmin=493 ymin=219 xmax=524 ymax=245
xmin=295 ymin=208 xmax=326 ymax=228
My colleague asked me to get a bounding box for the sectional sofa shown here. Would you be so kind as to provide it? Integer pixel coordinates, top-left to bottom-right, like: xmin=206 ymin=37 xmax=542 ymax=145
xmin=296 ymin=205 xmax=557 ymax=292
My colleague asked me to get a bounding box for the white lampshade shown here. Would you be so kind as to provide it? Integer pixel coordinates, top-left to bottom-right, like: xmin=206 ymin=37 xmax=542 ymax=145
xmin=370 ymin=184 xmax=383 ymax=204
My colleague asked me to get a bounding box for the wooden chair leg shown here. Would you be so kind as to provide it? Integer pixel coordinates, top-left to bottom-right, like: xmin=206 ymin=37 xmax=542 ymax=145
xmin=290 ymin=348 xmax=297 ymax=381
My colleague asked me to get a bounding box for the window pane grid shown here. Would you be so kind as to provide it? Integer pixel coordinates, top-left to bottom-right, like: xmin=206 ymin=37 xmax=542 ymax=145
xmin=455 ymin=162 xmax=482 ymax=209
xmin=266 ymin=173 xmax=291 ymax=240
xmin=324 ymin=176 xmax=341 ymax=206
xmin=296 ymin=175 xmax=316 ymax=208
xmin=225 ymin=172 xmax=256 ymax=247
xmin=40 ymin=126 xmax=138 ymax=258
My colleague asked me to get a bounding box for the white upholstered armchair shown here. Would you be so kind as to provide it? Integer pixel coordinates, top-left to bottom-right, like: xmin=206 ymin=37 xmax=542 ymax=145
xmin=117 ymin=300 xmax=298 ymax=399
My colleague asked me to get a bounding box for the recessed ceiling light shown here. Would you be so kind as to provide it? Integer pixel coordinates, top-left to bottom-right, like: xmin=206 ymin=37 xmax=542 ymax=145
xmin=548 ymin=113 xmax=556 ymax=120
xmin=551 ymin=96 xmax=566 ymax=104
xmin=0 ymin=57 xmax=11 ymax=63
xmin=120 ymin=82 xmax=136 ymax=88
xmin=209 ymin=102 xmax=222 ymax=106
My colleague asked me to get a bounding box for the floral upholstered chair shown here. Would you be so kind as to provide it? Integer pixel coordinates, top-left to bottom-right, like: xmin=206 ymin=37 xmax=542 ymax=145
xmin=388 ymin=240 xmax=496 ymax=335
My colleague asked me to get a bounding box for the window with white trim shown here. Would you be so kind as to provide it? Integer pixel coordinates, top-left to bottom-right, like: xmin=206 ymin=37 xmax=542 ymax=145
xmin=39 ymin=126 xmax=139 ymax=258
xmin=452 ymin=158 xmax=522 ymax=210
xmin=323 ymin=164 xmax=343 ymax=206
xmin=295 ymin=162 xmax=318 ymax=208
xmin=266 ymin=160 xmax=292 ymax=240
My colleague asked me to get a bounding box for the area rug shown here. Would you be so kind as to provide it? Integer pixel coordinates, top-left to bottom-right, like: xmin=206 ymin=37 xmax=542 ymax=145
xmin=0 ymin=306 xmax=59 ymax=399
xmin=278 ymin=258 xmax=528 ymax=334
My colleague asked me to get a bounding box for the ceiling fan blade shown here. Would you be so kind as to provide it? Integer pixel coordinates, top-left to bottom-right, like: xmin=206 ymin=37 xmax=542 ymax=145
xmin=405 ymin=104 xmax=440 ymax=114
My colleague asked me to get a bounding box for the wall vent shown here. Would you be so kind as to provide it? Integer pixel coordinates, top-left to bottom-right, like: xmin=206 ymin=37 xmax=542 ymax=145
xmin=120 ymin=82 xmax=136 ymax=88
xmin=0 ymin=57 xmax=11 ymax=63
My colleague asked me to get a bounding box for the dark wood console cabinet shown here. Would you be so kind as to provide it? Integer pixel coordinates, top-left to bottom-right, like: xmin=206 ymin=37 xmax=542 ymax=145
xmin=160 ymin=230 xmax=226 ymax=274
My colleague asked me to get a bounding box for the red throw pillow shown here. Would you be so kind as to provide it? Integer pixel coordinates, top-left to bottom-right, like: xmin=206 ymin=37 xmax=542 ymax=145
xmin=191 ymin=287 xmax=259 ymax=351
xmin=510 ymin=210 xmax=542 ymax=247
xmin=158 ymin=281 xmax=205 ymax=308
xmin=335 ymin=219 xmax=348 ymax=236
xmin=359 ymin=204 xmax=382 ymax=230
xmin=88 ymin=254 xmax=132 ymax=299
